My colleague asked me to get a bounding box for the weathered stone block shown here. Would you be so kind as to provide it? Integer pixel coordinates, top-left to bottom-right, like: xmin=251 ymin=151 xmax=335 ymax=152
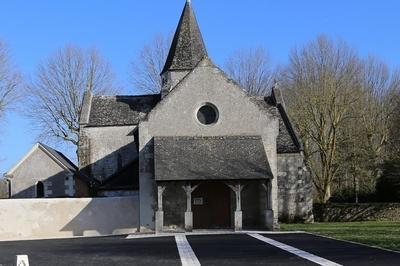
xmin=277 ymin=153 xmax=313 ymax=223
xmin=155 ymin=211 xmax=164 ymax=233
xmin=185 ymin=212 xmax=193 ymax=232
xmin=234 ymin=211 xmax=242 ymax=231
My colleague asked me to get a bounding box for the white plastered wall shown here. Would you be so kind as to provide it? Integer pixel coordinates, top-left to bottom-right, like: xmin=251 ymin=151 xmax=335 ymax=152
xmin=0 ymin=196 xmax=139 ymax=241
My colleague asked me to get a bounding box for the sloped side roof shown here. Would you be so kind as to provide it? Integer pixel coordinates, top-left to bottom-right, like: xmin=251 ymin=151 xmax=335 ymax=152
xmin=154 ymin=136 xmax=272 ymax=181
xmin=39 ymin=143 xmax=78 ymax=172
xmin=6 ymin=143 xmax=78 ymax=176
xmin=88 ymin=94 xmax=161 ymax=127
xmin=252 ymin=96 xmax=302 ymax=153
xmin=276 ymin=106 xmax=301 ymax=153
xmin=161 ymin=1 xmax=208 ymax=74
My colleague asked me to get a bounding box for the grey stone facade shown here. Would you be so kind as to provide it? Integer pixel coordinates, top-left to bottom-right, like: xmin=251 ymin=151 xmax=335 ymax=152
xmin=79 ymin=125 xmax=137 ymax=183
xmin=78 ymin=94 xmax=158 ymax=196
xmin=138 ymin=58 xmax=281 ymax=231
xmin=77 ymin=0 xmax=313 ymax=231
xmin=4 ymin=143 xmax=82 ymax=198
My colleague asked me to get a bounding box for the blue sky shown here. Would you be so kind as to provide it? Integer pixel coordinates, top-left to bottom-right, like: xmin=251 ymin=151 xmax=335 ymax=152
xmin=0 ymin=0 xmax=399 ymax=174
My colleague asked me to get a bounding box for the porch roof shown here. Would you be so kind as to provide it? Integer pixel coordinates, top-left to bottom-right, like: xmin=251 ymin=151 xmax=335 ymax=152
xmin=154 ymin=136 xmax=272 ymax=181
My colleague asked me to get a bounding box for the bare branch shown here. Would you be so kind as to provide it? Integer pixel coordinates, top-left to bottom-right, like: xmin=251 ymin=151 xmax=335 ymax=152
xmin=25 ymin=46 xmax=118 ymax=158
xmin=224 ymin=47 xmax=274 ymax=96
xmin=130 ymin=33 xmax=171 ymax=94
xmin=280 ymin=35 xmax=362 ymax=203
xmin=0 ymin=40 xmax=21 ymax=122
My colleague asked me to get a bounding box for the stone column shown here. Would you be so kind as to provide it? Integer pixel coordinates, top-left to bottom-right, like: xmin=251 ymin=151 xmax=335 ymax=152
xmin=227 ymin=183 xmax=244 ymax=231
xmin=262 ymin=180 xmax=274 ymax=230
xmin=155 ymin=185 xmax=166 ymax=233
xmin=182 ymin=184 xmax=199 ymax=232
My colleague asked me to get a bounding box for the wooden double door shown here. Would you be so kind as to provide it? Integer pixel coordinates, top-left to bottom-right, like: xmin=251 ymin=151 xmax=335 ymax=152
xmin=192 ymin=182 xmax=231 ymax=229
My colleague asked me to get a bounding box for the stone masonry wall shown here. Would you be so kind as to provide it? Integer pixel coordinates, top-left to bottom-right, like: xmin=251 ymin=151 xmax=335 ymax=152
xmin=0 ymin=179 xmax=9 ymax=199
xmin=79 ymin=126 xmax=137 ymax=182
xmin=277 ymin=153 xmax=314 ymax=223
xmin=314 ymin=203 xmax=400 ymax=222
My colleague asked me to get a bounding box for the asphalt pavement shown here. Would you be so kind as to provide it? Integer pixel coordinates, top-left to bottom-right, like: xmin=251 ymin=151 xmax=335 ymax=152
xmin=0 ymin=232 xmax=399 ymax=266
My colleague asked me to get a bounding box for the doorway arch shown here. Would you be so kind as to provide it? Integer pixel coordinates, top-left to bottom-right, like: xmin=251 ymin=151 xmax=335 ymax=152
xmin=36 ymin=181 xmax=44 ymax=198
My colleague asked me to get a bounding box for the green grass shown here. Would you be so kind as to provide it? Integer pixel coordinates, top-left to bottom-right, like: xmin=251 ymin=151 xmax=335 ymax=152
xmin=281 ymin=221 xmax=400 ymax=251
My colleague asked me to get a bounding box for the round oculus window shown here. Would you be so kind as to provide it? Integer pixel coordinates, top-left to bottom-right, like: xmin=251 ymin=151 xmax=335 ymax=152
xmin=197 ymin=104 xmax=219 ymax=125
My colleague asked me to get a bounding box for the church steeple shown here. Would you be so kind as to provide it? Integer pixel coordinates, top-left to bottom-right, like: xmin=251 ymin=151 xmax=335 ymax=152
xmin=161 ymin=0 xmax=208 ymax=97
xmin=162 ymin=0 xmax=207 ymax=74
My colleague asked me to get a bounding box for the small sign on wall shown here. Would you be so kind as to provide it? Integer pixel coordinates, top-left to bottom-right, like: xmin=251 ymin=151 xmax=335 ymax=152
xmin=193 ymin=197 xmax=204 ymax=205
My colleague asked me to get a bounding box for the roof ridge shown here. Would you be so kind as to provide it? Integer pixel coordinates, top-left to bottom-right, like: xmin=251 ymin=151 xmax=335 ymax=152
xmin=38 ymin=143 xmax=78 ymax=171
xmin=94 ymin=94 xmax=160 ymax=98
xmin=155 ymin=135 xmax=262 ymax=140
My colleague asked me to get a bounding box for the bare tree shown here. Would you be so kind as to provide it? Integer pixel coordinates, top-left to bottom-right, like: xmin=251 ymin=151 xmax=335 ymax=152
xmin=387 ymin=79 xmax=400 ymax=159
xmin=281 ymin=35 xmax=362 ymax=203
xmin=356 ymin=57 xmax=400 ymax=170
xmin=0 ymin=40 xmax=20 ymax=121
xmin=335 ymin=57 xmax=400 ymax=200
xmin=26 ymin=46 xmax=118 ymax=155
xmin=225 ymin=47 xmax=274 ymax=96
xmin=130 ymin=33 xmax=171 ymax=94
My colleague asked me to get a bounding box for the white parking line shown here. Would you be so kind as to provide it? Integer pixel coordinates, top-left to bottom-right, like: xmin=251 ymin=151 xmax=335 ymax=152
xmin=15 ymin=254 xmax=29 ymax=266
xmin=248 ymin=233 xmax=342 ymax=266
xmin=175 ymin=235 xmax=201 ymax=266
xmin=126 ymin=230 xmax=306 ymax=239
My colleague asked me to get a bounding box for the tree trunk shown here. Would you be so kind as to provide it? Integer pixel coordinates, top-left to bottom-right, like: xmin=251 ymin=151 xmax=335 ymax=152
xmin=322 ymin=183 xmax=331 ymax=203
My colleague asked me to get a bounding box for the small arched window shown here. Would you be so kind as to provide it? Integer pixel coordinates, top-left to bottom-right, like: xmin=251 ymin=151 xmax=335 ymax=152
xmin=36 ymin=181 xmax=44 ymax=198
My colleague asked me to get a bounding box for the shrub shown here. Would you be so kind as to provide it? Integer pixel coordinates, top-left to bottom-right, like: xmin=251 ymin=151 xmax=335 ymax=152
xmin=376 ymin=160 xmax=400 ymax=202
xmin=330 ymin=186 xmax=377 ymax=203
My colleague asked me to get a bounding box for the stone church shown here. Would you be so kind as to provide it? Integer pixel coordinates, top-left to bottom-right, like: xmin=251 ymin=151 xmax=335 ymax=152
xmin=78 ymin=1 xmax=313 ymax=232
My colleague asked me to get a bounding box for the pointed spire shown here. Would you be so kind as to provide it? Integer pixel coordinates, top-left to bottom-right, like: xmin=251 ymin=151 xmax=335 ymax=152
xmin=161 ymin=0 xmax=208 ymax=74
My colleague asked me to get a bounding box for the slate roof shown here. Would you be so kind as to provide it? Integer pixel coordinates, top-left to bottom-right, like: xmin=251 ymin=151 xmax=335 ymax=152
xmin=87 ymin=92 xmax=301 ymax=153
xmin=88 ymin=94 xmax=160 ymax=127
xmin=86 ymin=93 xmax=300 ymax=153
xmin=276 ymin=104 xmax=302 ymax=153
xmin=249 ymin=96 xmax=279 ymax=117
xmin=154 ymin=136 xmax=272 ymax=181
xmin=251 ymin=96 xmax=302 ymax=153
xmin=161 ymin=0 xmax=208 ymax=74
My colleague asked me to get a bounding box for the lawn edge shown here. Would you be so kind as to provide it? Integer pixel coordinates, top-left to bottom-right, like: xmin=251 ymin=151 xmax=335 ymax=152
xmin=303 ymin=231 xmax=400 ymax=254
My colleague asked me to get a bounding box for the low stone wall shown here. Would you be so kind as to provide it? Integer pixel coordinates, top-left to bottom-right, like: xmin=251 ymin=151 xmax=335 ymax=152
xmin=314 ymin=203 xmax=400 ymax=222
xmin=0 ymin=196 xmax=139 ymax=241
xmin=0 ymin=179 xmax=8 ymax=199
